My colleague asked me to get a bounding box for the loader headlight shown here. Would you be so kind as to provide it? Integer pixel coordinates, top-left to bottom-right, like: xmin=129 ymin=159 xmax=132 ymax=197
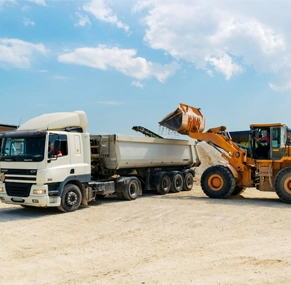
xmin=33 ymin=189 xmax=46 ymax=195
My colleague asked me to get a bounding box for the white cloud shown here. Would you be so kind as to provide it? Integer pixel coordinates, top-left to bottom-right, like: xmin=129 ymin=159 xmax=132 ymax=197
xmin=83 ymin=0 xmax=129 ymax=32
xmin=23 ymin=17 xmax=35 ymax=26
xmin=0 ymin=0 xmax=15 ymax=9
xmin=205 ymin=54 xmax=243 ymax=80
xmin=131 ymin=81 xmax=144 ymax=88
xmin=75 ymin=12 xmax=91 ymax=27
xmin=0 ymin=38 xmax=47 ymax=68
xmin=132 ymin=0 xmax=291 ymax=90
xmin=28 ymin=0 xmax=46 ymax=6
xmin=58 ymin=45 xmax=179 ymax=82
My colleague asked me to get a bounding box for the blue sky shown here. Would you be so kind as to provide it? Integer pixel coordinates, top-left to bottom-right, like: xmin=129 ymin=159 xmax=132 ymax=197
xmin=1 ymin=0 xmax=291 ymax=137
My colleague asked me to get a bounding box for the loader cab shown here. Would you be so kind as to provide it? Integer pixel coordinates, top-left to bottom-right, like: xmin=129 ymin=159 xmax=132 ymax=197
xmin=249 ymin=123 xmax=288 ymax=160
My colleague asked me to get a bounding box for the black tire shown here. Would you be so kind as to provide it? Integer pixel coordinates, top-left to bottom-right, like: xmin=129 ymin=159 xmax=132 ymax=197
xmin=170 ymin=172 xmax=183 ymax=193
xmin=155 ymin=173 xmax=172 ymax=195
xmin=201 ymin=165 xmax=236 ymax=199
xmin=274 ymin=166 xmax=291 ymax=203
xmin=122 ymin=178 xmax=140 ymax=200
xmin=115 ymin=192 xmax=125 ymax=199
xmin=230 ymin=186 xmax=246 ymax=196
xmin=183 ymin=172 xmax=194 ymax=191
xmin=57 ymin=184 xmax=82 ymax=213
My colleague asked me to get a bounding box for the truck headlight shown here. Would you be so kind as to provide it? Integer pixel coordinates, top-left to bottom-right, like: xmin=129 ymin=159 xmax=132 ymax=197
xmin=33 ymin=189 xmax=46 ymax=195
xmin=0 ymin=186 xmax=4 ymax=193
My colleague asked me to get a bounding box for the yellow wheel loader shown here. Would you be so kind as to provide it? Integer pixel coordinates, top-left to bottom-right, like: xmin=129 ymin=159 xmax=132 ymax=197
xmin=159 ymin=103 xmax=291 ymax=203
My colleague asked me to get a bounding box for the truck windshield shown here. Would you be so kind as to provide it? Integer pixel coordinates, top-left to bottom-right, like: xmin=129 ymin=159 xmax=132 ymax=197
xmin=0 ymin=136 xmax=45 ymax=162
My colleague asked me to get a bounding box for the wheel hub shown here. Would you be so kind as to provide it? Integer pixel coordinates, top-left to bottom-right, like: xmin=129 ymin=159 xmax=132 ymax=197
xmin=66 ymin=191 xmax=78 ymax=206
xmin=283 ymin=177 xmax=291 ymax=194
xmin=208 ymin=174 xmax=223 ymax=191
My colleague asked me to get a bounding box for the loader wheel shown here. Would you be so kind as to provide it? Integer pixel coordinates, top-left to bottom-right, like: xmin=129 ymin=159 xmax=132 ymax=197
xmin=274 ymin=167 xmax=291 ymax=204
xmin=57 ymin=184 xmax=82 ymax=213
xmin=122 ymin=178 xmax=140 ymax=200
xmin=183 ymin=172 xmax=194 ymax=191
xmin=170 ymin=172 xmax=183 ymax=193
xmin=231 ymin=186 xmax=246 ymax=196
xmin=201 ymin=165 xmax=235 ymax=199
xmin=156 ymin=173 xmax=172 ymax=195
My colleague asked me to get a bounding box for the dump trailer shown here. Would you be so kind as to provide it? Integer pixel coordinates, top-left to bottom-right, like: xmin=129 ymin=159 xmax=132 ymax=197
xmin=0 ymin=111 xmax=200 ymax=212
xmin=159 ymin=103 xmax=291 ymax=204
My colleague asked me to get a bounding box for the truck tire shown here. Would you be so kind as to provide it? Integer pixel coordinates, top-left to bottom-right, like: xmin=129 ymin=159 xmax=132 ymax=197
xmin=57 ymin=184 xmax=82 ymax=213
xmin=155 ymin=173 xmax=172 ymax=195
xmin=122 ymin=178 xmax=140 ymax=200
xmin=170 ymin=172 xmax=183 ymax=193
xmin=183 ymin=171 xmax=194 ymax=191
xmin=274 ymin=166 xmax=291 ymax=203
xmin=201 ymin=165 xmax=235 ymax=199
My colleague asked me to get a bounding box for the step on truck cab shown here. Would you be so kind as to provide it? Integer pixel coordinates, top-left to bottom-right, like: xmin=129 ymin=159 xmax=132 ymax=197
xmin=0 ymin=111 xmax=201 ymax=212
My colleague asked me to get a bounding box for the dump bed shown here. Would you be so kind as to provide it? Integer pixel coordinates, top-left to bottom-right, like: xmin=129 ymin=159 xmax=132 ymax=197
xmin=90 ymin=134 xmax=200 ymax=170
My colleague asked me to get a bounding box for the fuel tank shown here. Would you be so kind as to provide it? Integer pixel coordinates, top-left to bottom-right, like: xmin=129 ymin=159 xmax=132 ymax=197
xmin=159 ymin=103 xmax=205 ymax=134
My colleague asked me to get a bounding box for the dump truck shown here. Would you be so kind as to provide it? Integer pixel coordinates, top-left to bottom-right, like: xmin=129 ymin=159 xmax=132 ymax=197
xmin=0 ymin=111 xmax=200 ymax=212
xmin=159 ymin=103 xmax=291 ymax=204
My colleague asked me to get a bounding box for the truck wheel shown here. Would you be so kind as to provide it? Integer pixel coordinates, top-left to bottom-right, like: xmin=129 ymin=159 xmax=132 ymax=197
xmin=274 ymin=167 xmax=291 ymax=203
xmin=231 ymin=186 xmax=246 ymax=196
xmin=122 ymin=178 xmax=140 ymax=200
xmin=170 ymin=172 xmax=183 ymax=193
xmin=57 ymin=184 xmax=82 ymax=213
xmin=183 ymin=172 xmax=194 ymax=191
xmin=156 ymin=173 xmax=172 ymax=195
xmin=201 ymin=165 xmax=235 ymax=198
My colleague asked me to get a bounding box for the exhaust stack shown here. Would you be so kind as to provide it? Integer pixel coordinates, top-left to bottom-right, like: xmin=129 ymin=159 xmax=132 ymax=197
xmin=159 ymin=103 xmax=205 ymax=134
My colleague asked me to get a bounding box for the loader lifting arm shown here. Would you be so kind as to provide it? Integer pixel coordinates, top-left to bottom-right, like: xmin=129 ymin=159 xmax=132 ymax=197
xmin=159 ymin=103 xmax=250 ymax=174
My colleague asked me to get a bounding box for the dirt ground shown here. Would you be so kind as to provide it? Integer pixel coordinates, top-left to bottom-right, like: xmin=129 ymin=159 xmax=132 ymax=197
xmin=1 ymin=143 xmax=291 ymax=285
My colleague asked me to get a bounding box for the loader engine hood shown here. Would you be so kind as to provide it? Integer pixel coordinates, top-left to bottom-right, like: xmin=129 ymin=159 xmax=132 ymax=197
xmin=159 ymin=103 xmax=205 ymax=134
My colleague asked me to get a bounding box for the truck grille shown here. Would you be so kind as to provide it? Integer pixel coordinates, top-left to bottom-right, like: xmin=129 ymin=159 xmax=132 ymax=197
xmin=5 ymin=183 xmax=32 ymax=197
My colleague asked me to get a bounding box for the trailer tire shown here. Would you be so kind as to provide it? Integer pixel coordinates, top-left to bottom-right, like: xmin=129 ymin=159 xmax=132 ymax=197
xmin=274 ymin=166 xmax=291 ymax=204
xmin=57 ymin=184 xmax=82 ymax=213
xmin=201 ymin=165 xmax=235 ymax=199
xmin=156 ymin=173 xmax=172 ymax=195
xmin=170 ymin=172 xmax=183 ymax=193
xmin=183 ymin=172 xmax=194 ymax=191
xmin=122 ymin=178 xmax=140 ymax=200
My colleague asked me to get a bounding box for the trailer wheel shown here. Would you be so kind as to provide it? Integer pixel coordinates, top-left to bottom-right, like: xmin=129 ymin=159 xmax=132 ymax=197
xmin=156 ymin=173 xmax=172 ymax=195
xmin=201 ymin=165 xmax=235 ymax=198
xmin=170 ymin=172 xmax=183 ymax=193
xmin=183 ymin=172 xmax=194 ymax=191
xmin=122 ymin=178 xmax=140 ymax=200
xmin=57 ymin=184 xmax=82 ymax=213
xmin=274 ymin=166 xmax=291 ymax=204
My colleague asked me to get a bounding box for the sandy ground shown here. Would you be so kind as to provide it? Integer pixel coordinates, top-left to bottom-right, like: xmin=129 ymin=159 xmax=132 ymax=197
xmin=1 ymin=143 xmax=291 ymax=285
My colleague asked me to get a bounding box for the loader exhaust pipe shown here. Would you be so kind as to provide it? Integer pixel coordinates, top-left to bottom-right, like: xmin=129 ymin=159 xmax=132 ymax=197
xmin=159 ymin=103 xmax=205 ymax=134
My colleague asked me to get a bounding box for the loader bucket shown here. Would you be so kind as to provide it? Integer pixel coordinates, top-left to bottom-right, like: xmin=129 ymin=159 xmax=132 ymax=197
xmin=159 ymin=103 xmax=205 ymax=134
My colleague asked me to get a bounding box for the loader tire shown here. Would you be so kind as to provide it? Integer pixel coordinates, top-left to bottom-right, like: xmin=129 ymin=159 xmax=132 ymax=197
xmin=230 ymin=186 xmax=246 ymax=196
xmin=274 ymin=167 xmax=291 ymax=204
xmin=183 ymin=171 xmax=194 ymax=191
xmin=155 ymin=173 xmax=172 ymax=195
xmin=57 ymin=184 xmax=82 ymax=213
xmin=170 ymin=172 xmax=183 ymax=193
xmin=201 ymin=165 xmax=235 ymax=199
